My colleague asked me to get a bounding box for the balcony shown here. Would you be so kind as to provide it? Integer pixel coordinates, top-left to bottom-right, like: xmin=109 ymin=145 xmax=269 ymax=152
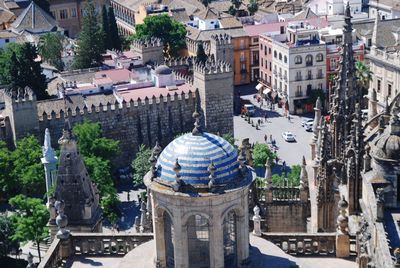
xmin=295 ymin=91 xmax=303 ymax=97
xmin=278 ymin=72 xmax=282 ymax=78
xmin=273 ymin=69 xmax=277 ymax=75
xmin=306 ymin=75 xmax=313 ymax=80
xmin=283 ymin=75 xmax=288 ymax=82
xmin=306 ymin=61 xmax=313 ymax=67
xmin=317 ymin=73 xmax=324 ymax=79
xmin=295 ymin=76 xmax=302 ymax=81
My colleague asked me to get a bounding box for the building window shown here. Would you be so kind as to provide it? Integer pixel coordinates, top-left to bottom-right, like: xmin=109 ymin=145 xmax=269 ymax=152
xmin=240 ymin=39 xmax=245 ymax=49
xmin=261 ymin=59 xmax=263 ymax=67
xmin=284 ymin=56 xmax=287 ymax=63
xmin=260 ymin=44 xmax=263 ymax=50
xmin=279 ymin=53 xmax=282 ymax=60
xmin=280 ymin=26 xmax=285 ymax=34
xmin=71 ymin=8 xmax=77 ymax=17
xmin=295 ymin=56 xmax=302 ymax=64
xmin=164 ymin=212 xmax=174 ymax=267
xmin=318 ymin=83 xmax=323 ymax=90
xmin=223 ymin=211 xmax=237 ymax=266
xmin=377 ymin=79 xmax=381 ymax=93
xmin=368 ymin=39 xmax=372 ymax=47
xmin=268 ymin=47 xmax=271 ymax=54
xmin=296 ymin=71 xmax=302 ymax=81
xmin=388 ymin=83 xmax=392 ymax=96
xmin=317 ymin=69 xmax=323 ymax=79
xmin=269 ymin=62 xmax=272 ymax=71
xmin=305 ymin=55 xmax=313 ymax=66
xmin=187 ymin=215 xmax=210 ymax=267
xmin=296 ymin=85 xmax=302 ymax=97
xmin=330 ymin=59 xmax=337 ymax=70
xmin=307 ymin=70 xmax=312 ymax=80
xmin=316 ymin=53 xmax=324 ymax=62
xmin=60 ymin=9 xmax=68 ymax=19
xmin=240 ymin=52 xmax=245 ymax=62
xmin=274 ymin=50 xmax=277 ymax=58
xmin=265 ymin=60 xmax=267 ymax=67
xmin=253 ymin=37 xmax=258 ymax=43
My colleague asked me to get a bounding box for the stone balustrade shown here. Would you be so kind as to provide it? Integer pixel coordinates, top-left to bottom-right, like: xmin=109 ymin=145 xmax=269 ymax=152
xmin=38 ymin=233 xmax=154 ymax=268
xmin=262 ymin=233 xmax=336 ymax=256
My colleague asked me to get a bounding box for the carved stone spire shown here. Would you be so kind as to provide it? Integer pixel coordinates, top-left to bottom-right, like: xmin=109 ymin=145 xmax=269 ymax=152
xmin=41 ymin=128 xmax=58 ymax=204
xmin=371 ymin=11 xmax=380 ymax=48
xmin=300 ymin=156 xmax=308 ymax=190
xmin=208 ymin=162 xmax=216 ymax=191
xmin=192 ymin=90 xmax=202 ymax=136
xmin=389 ymin=100 xmax=400 ymax=135
xmin=172 ymin=158 xmax=182 ymax=192
xmin=264 ymin=157 xmax=272 ymax=189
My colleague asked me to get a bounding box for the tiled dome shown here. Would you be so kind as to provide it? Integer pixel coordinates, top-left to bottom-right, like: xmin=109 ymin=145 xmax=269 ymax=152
xmin=156 ymin=132 xmax=239 ymax=186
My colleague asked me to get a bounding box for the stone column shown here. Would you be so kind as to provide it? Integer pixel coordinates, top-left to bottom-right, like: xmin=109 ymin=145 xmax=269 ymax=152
xmin=368 ymin=88 xmax=378 ymax=128
xmin=237 ymin=191 xmax=250 ymax=267
xmin=173 ymin=207 xmax=188 ymax=267
xmin=310 ymin=97 xmax=321 ymax=160
xmin=210 ymin=212 xmax=224 ymax=268
xmin=336 ymin=196 xmax=350 ymax=258
xmin=152 ymin=209 xmax=166 ymax=266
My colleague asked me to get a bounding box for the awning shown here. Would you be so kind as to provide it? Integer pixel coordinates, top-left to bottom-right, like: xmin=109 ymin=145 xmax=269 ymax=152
xmin=255 ymin=83 xmax=263 ymax=90
xmin=263 ymin=88 xmax=271 ymax=94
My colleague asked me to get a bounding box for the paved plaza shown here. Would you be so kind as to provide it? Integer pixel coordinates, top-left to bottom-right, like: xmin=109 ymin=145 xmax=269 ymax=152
xmin=234 ymin=93 xmax=314 ymax=167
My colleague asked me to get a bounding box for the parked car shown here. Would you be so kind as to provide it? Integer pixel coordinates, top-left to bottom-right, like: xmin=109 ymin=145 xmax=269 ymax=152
xmin=282 ymin=131 xmax=296 ymax=142
xmin=242 ymin=104 xmax=256 ymax=116
xmin=301 ymin=118 xmax=314 ymax=127
xmin=304 ymin=121 xmax=313 ymax=132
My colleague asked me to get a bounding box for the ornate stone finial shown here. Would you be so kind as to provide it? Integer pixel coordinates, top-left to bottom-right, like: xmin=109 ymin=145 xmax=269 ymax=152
xmin=385 ymin=97 xmax=390 ymax=115
xmin=337 ymin=195 xmax=349 ymax=235
xmin=152 ymin=141 xmax=162 ymax=157
xmin=315 ymin=97 xmax=321 ymax=110
xmin=148 ymin=152 xmax=157 ymax=179
xmin=55 ymin=200 xmax=70 ymax=239
xmin=26 ymin=252 xmax=34 ymax=268
xmin=389 ymin=100 xmax=400 ymax=135
xmin=58 ymin=119 xmax=73 ymax=145
xmin=252 ymin=205 xmax=261 ymax=236
xmin=43 ymin=128 xmax=56 ymax=161
xmin=192 ymin=91 xmax=202 ymax=136
xmin=208 ymin=162 xmax=216 ymax=190
xmin=139 ymin=200 xmax=147 ymax=233
xmin=134 ymin=216 xmax=140 ymax=232
xmin=264 ymin=157 xmax=272 ymax=189
xmin=378 ymin=115 xmax=386 ymax=133
xmin=376 ymin=188 xmax=385 ymax=222
xmin=300 ymin=156 xmax=308 ymax=190
xmin=172 ymin=158 xmax=182 ymax=192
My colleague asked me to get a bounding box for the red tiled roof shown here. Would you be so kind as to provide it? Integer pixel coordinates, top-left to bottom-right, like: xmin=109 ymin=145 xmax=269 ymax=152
xmin=118 ymin=83 xmax=193 ymax=102
xmin=95 ymin=69 xmax=136 ymax=83
xmin=243 ymin=17 xmax=329 ymax=37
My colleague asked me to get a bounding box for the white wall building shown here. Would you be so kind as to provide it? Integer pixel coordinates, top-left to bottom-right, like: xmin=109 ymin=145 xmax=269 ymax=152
xmin=369 ymin=0 xmax=400 ymax=20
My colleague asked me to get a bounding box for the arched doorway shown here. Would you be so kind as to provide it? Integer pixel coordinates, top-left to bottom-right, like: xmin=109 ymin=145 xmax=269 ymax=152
xmin=164 ymin=212 xmax=174 ymax=268
xmin=223 ymin=211 xmax=237 ymax=267
xmin=187 ymin=215 xmax=210 ymax=268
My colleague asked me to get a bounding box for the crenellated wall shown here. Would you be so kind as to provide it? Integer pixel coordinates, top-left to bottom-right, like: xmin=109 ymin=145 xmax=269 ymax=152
xmin=37 ymin=92 xmax=196 ymax=166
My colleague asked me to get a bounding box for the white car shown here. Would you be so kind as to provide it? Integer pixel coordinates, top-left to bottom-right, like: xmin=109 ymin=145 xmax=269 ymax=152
xmin=282 ymin=131 xmax=296 ymax=142
xmin=301 ymin=118 xmax=314 ymax=127
xmin=304 ymin=122 xmax=313 ymax=132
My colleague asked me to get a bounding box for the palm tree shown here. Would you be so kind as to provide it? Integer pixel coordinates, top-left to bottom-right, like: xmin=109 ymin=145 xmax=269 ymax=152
xmin=355 ymin=61 xmax=372 ymax=95
xmin=38 ymin=33 xmax=64 ymax=71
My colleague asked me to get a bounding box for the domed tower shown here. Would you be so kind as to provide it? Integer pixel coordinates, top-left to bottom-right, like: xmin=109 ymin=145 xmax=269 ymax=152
xmin=144 ymin=108 xmax=254 ymax=267
xmin=369 ymin=98 xmax=400 ymax=207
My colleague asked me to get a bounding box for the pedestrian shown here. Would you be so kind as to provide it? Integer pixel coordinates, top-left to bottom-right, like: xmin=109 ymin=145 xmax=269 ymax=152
xmin=264 ymin=134 xmax=268 ymax=143
xmin=275 ymin=155 xmax=279 ymax=164
xmin=127 ymin=192 xmax=130 ymax=202
xmin=287 ymin=114 xmax=290 ymax=121
xmin=270 ymin=134 xmax=273 ymax=142
xmin=264 ymin=113 xmax=268 ymax=122
xmin=258 ymin=119 xmax=261 ymax=126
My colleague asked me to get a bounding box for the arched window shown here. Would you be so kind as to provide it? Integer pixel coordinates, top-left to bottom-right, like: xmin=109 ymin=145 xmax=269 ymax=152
xmin=295 ymin=55 xmax=302 ymax=64
xmin=164 ymin=212 xmax=174 ymax=268
xmin=279 ymin=53 xmax=282 ymax=60
xmin=224 ymin=211 xmax=237 ymax=266
xmin=306 ymin=54 xmax=313 ymax=66
xmin=187 ymin=215 xmax=210 ymax=268
xmin=316 ymin=53 xmax=324 ymax=62
xmin=284 ymin=55 xmax=287 ymax=63
xmin=274 ymin=50 xmax=277 ymax=58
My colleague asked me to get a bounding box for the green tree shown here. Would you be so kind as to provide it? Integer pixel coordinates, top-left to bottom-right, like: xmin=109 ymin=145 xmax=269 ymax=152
xmin=12 ymin=136 xmax=45 ymax=197
xmin=72 ymin=121 xmax=120 ymax=223
xmin=73 ymin=0 xmax=104 ymax=69
xmin=222 ymin=133 xmax=237 ymax=148
xmin=355 ymin=60 xmax=372 ymax=95
xmin=0 ymin=141 xmax=15 ymax=199
xmin=232 ymin=0 xmax=242 ymax=9
xmin=130 ymin=14 xmax=186 ymax=57
xmin=9 ymin=195 xmax=49 ymax=262
xmin=271 ymin=164 xmax=301 ymax=186
xmin=38 ymin=33 xmax=64 ymax=70
xmin=131 ymin=144 xmax=152 ymax=185
xmin=0 ymin=214 xmax=17 ymax=258
xmin=252 ymin=143 xmax=277 ymax=168
xmin=0 ymin=43 xmax=48 ymax=100
xmin=108 ymin=7 xmax=122 ymax=51
xmin=101 ymin=5 xmax=111 ymax=50
xmin=196 ymin=42 xmax=208 ymax=65
xmin=247 ymin=0 xmax=258 ymax=15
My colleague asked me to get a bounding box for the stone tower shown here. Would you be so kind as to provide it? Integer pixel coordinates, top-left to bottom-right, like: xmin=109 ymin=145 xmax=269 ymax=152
xmin=3 ymin=87 xmax=39 ymax=143
xmin=193 ymin=59 xmax=234 ymax=135
xmin=131 ymin=37 xmax=164 ymax=64
xmin=210 ymin=33 xmax=234 ymax=66
xmin=49 ymin=122 xmax=102 ymax=237
xmin=41 ymin=128 xmax=58 ymax=203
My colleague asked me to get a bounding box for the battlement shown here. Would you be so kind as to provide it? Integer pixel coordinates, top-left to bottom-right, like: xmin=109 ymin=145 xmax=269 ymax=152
xmin=173 ymin=70 xmax=193 ymax=85
xmin=211 ymin=33 xmax=232 ymax=45
xmin=3 ymin=87 xmax=36 ymax=103
xmin=193 ymin=59 xmax=231 ymax=75
xmin=164 ymin=56 xmax=194 ymax=67
xmin=38 ymin=91 xmax=195 ymax=121
xmin=131 ymin=37 xmax=163 ymax=50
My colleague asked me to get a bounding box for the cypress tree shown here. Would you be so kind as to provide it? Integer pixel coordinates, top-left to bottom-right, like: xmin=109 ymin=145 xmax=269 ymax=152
xmin=108 ymin=7 xmax=122 ymax=51
xmin=101 ymin=5 xmax=111 ymax=50
xmin=73 ymin=0 xmax=104 ymax=69
xmin=196 ymin=42 xmax=208 ymax=64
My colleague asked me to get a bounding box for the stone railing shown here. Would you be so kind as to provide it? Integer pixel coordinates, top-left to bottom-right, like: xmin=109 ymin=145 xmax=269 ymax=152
xmin=262 ymin=233 xmax=336 ymax=256
xmin=38 ymin=233 xmax=153 ymax=268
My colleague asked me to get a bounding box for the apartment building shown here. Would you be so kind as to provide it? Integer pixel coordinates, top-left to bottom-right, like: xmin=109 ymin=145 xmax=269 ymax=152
xmin=369 ymin=0 xmax=400 ymax=20
xmin=259 ymin=21 xmax=327 ymax=114
xmin=49 ymin=0 xmax=108 ymax=38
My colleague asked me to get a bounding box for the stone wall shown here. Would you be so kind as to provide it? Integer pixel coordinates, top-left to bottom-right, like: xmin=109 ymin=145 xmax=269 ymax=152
xmin=262 ymin=202 xmax=309 ymax=232
xmin=38 ymin=92 xmax=196 ymax=166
